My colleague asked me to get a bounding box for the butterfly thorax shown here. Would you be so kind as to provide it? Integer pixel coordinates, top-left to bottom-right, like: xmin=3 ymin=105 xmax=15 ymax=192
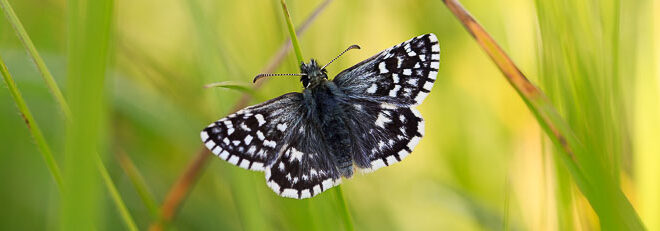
xmin=300 ymin=59 xmax=328 ymax=89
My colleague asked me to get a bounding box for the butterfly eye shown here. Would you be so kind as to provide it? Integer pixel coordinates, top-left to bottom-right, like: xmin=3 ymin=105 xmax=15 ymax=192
xmin=301 ymin=75 xmax=310 ymax=88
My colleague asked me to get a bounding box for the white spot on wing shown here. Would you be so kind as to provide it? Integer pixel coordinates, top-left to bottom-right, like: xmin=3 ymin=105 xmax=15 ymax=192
xmin=239 ymin=160 xmax=250 ymax=169
xmin=290 ymin=148 xmax=303 ymax=162
xmin=301 ymin=189 xmax=312 ymax=198
xmin=205 ymin=140 xmax=215 ymax=150
xmin=392 ymin=73 xmax=399 ymax=83
xmin=370 ymin=159 xmax=386 ymax=171
xmin=398 ymin=150 xmax=410 ymax=159
xmin=322 ymin=179 xmax=333 ymax=190
xmin=428 ymin=71 xmax=438 ymax=80
xmin=255 ymin=114 xmax=266 ymax=126
xmin=430 ymin=61 xmax=439 ymax=69
xmin=223 ymin=138 xmax=230 ymax=145
xmin=432 ymin=53 xmax=440 ymax=61
xmin=277 ymin=123 xmax=288 ymax=132
xmin=278 ymin=162 xmax=285 ymax=171
xmin=407 ymin=78 xmax=418 ymax=85
xmin=247 ymin=145 xmax=256 ymax=155
xmin=227 ymin=128 xmax=235 ymax=135
xmin=244 ymin=135 xmax=253 ymax=145
xmin=240 ymin=123 xmax=251 ymax=131
xmin=251 ymin=162 xmax=264 ymax=171
xmin=375 ymin=113 xmax=392 ymax=128
xmin=428 ymin=33 xmax=438 ymax=43
xmin=378 ymin=62 xmax=388 ymax=74
xmin=407 ymin=136 xmax=422 ymax=151
xmin=414 ymin=91 xmax=429 ymax=104
xmin=313 ymin=185 xmax=321 ymax=195
xmin=366 ymin=83 xmax=378 ymax=93
xmin=264 ymin=140 xmax=276 ymax=148
xmin=403 ymin=69 xmax=412 ymax=75
xmin=200 ymin=131 xmax=209 ymax=141
xmin=385 ymin=155 xmax=398 ymax=165
xmin=228 ymin=156 xmax=239 ymax=165
xmin=211 ymin=146 xmax=222 ymax=155
xmin=380 ymin=103 xmax=398 ymax=110
xmin=423 ymin=81 xmax=434 ymax=91
xmin=267 ymin=181 xmax=281 ymax=194
xmin=219 ymin=150 xmax=230 ymax=160
xmin=388 ymin=85 xmax=401 ymax=97
xmin=257 ymin=131 xmax=265 ymax=140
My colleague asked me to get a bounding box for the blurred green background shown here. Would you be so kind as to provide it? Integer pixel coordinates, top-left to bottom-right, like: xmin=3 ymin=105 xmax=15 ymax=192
xmin=1 ymin=0 xmax=659 ymax=230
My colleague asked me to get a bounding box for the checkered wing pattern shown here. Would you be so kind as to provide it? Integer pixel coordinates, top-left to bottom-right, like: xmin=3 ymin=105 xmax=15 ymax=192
xmin=201 ymin=93 xmax=304 ymax=171
xmin=333 ymin=33 xmax=440 ymax=106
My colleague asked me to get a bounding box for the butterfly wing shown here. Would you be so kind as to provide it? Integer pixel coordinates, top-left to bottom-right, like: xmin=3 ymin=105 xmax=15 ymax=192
xmin=200 ymin=93 xmax=304 ymax=171
xmin=201 ymin=92 xmax=342 ymax=199
xmin=265 ymin=116 xmax=342 ymax=199
xmin=341 ymin=99 xmax=424 ymax=172
xmin=333 ymin=33 xmax=440 ymax=106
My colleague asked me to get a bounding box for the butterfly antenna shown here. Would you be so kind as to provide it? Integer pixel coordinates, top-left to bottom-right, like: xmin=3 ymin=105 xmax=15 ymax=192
xmin=321 ymin=44 xmax=361 ymax=70
xmin=253 ymin=73 xmax=305 ymax=83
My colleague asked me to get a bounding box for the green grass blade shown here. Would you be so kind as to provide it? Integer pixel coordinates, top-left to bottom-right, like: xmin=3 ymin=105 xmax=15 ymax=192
xmin=61 ymin=0 xmax=116 ymax=229
xmin=280 ymin=0 xmax=304 ymax=64
xmin=0 ymin=0 xmax=71 ymax=119
xmin=0 ymin=56 xmax=63 ymax=190
xmin=117 ymin=152 xmax=160 ymax=219
xmin=97 ymin=155 xmax=139 ymax=231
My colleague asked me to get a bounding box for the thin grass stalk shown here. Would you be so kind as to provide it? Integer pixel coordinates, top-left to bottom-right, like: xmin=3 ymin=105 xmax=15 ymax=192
xmin=442 ymin=0 xmax=644 ymax=229
xmin=334 ymin=186 xmax=354 ymax=231
xmin=117 ymin=151 xmax=161 ymax=219
xmin=280 ymin=0 xmax=304 ymax=64
xmin=0 ymin=0 xmax=71 ymax=119
xmin=149 ymin=1 xmax=333 ymax=229
xmin=0 ymin=56 xmax=63 ymax=189
xmin=97 ymin=155 xmax=139 ymax=231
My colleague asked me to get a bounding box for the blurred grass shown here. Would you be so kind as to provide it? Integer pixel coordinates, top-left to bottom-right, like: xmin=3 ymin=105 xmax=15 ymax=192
xmin=0 ymin=0 xmax=658 ymax=230
xmin=62 ymin=0 xmax=114 ymax=230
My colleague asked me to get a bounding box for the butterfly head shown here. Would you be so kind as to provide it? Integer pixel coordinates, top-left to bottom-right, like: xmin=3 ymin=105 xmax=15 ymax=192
xmin=299 ymin=59 xmax=327 ymax=88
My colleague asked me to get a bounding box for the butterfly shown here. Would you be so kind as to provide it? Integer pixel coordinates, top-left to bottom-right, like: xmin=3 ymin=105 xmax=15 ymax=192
xmin=201 ymin=33 xmax=440 ymax=199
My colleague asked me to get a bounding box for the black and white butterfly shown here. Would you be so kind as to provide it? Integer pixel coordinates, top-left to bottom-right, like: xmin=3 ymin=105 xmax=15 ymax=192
xmin=201 ymin=33 xmax=440 ymax=199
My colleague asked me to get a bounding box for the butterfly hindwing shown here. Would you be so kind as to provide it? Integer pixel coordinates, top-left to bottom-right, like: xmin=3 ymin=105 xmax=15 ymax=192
xmin=265 ymin=108 xmax=342 ymax=199
xmin=201 ymin=93 xmax=304 ymax=171
xmin=341 ymin=99 xmax=424 ymax=172
xmin=333 ymin=33 xmax=440 ymax=106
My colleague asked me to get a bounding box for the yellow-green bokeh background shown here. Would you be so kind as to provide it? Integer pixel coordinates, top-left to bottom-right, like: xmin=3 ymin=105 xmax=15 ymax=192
xmin=1 ymin=0 xmax=658 ymax=230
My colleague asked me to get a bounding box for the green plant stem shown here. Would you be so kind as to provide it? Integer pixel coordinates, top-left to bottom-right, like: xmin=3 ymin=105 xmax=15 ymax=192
xmin=0 ymin=0 xmax=71 ymax=119
xmin=334 ymin=186 xmax=354 ymax=231
xmin=0 ymin=56 xmax=63 ymax=190
xmin=97 ymin=155 xmax=139 ymax=231
xmin=280 ymin=0 xmax=304 ymax=64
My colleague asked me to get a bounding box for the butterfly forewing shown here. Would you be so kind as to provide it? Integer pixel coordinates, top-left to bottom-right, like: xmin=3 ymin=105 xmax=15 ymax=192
xmin=201 ymin=93 xmax=304 ymax=171
xmin=334 ymin=33 xmax=440 ymax=106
